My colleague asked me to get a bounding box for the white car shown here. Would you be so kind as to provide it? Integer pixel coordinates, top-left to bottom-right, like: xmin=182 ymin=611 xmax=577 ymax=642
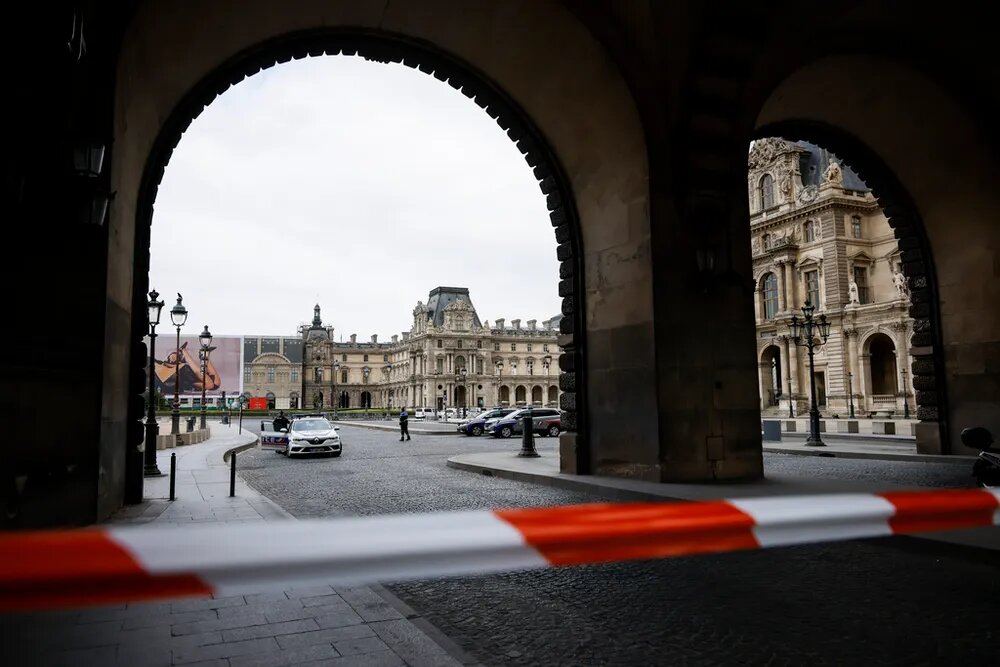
xmin=282 ymin=416 xmax=342 ymax=457
xmin=414 ymin=408 xmax=427 ymax=419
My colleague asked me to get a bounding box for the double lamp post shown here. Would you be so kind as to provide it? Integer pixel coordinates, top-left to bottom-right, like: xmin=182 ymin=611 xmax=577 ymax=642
xmin=789 ymin=299 xmax=831 ymax=447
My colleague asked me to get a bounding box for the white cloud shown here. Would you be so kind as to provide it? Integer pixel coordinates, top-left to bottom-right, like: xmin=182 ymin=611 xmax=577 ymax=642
xmin=151 ymin=56 xmax=560 ymax=339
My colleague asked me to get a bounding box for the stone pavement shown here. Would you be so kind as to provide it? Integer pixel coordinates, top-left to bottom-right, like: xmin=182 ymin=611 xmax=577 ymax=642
xmin=342 ymin=421 xmax=460 ymax=435
xmin=763 ymin=433 xmax=975 ymax=462
xmin=2 ymin=424 xmax=470 ymax=667
xmin=447 ymin=444 xmax=1000 ymax=551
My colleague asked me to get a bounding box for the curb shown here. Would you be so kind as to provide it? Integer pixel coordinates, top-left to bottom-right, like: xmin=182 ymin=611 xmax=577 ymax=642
xmin=763 ymin=446 xmax=976 ymax=464
xmin=221 ymin=432 xmax=261 ymax=463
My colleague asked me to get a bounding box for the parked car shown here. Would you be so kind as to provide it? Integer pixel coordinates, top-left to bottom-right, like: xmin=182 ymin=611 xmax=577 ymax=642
xmin=259 ymin=422 xmax=289 ymax=452
xmin=487 ymin=408 xmax=561 ymax=439
xmin=457 ymin=408 xmax=516 ymax=436
xmin=414 ymin=408 xmax=427 ymax=420
xmin=281 ymin=416 xmax=342 ymax=457
xmin=444 ymin=408 xmax=457 ymax=420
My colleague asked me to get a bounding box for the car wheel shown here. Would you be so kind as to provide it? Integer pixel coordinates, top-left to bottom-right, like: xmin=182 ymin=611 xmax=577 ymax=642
xmin=500 ymin=426 xmax=513 ymax=439
xmin=547 ymin=424 xmax=560 ymax=437
xmin=471 ymin=425 xmax=483 ymax=436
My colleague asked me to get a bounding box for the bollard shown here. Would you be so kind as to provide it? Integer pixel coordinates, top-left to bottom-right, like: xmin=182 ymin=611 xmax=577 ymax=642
xmin=229 ymin=451 xmax=236 ymax=497
xmin=518 ymin=412 xmax=539 ymax=457
xmin=238 ymin=405 xmax=243 ymax=434
xmin=169 ymin=452 xmax=176 ymax=501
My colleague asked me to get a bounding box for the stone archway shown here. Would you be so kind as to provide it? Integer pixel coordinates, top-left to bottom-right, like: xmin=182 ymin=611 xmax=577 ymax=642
xmin=499 ymin=386 xmax=510 ymax=406
xmin=531 ymin=385 xmax=543 ymax=405
xmin=455 ymin=385 xmax=467 ymax=409
xmin=515 ymin=385 xmax=527 ymax=405
xmin=759 ymin=346 xmax=783 ymax=411
xmin=547 ymin=385 xmax=558 ymax=406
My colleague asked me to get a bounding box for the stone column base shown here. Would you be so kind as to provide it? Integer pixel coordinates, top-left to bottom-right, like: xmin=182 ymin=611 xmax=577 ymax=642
xmin=915 ymin=422 xmax=942 ymax=454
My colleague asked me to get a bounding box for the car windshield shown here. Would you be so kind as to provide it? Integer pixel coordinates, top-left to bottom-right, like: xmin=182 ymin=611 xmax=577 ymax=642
xmin=293 ymin=419 xmax=332 ymax=431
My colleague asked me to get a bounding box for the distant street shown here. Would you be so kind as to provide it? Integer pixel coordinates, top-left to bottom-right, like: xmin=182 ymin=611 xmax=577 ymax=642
xmin=235 ymin=422 xmax=995 ymax=666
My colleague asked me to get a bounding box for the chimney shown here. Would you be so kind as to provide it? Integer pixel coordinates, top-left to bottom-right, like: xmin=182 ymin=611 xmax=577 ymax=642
xmin=350 ymin=334 xmax=357 ymax=344
xmin=495 ymin=318 xmax=505 ymax=330
xmin=402 ymin=332 xmax=410 ymax=341
xmin=527 ymin=319 xmax=537 ymax=331
xmin=392 ymin=334 xmax=398 ymax=344
xmin=511 ymin=319 xmax=521 ymax=330
xmin=371 ymin=334 xmax=378 ymax=344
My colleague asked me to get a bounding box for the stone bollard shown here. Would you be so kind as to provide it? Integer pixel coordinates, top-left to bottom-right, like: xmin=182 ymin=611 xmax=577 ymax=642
xmin=518 ymin=413 xmax=539 ymax=458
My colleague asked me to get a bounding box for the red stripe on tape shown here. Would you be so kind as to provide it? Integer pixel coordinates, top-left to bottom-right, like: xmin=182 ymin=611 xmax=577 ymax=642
xmin=496 ymin=501 xmax=759 ymax=566
xmin=880 ymin=489 xmax=1000 ymax=535
xmin=0 ymin=530 xmax=212 ymax=611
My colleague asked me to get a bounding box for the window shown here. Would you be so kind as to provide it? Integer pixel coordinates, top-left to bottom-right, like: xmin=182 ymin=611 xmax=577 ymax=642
xmin=511 ymin=343 xmax=517 ymax=352
xmin=476 ymin=340 xmax=482 ymax=349
xmin=759 ymin=174 xmax=775 ymax=210
xmin=457 ymin=340 xmax=463 ymax=349
xmin=528 ymin=361 xmax=534 ymax=375
xmin=290 ymin=369 xmax=298 ymax=382
xmin=342 ymin=353 xmax=347 ymax=362
xmin=851 ymin=215 xmax=862 ymax=239
xmin=244 ymin=367 xmax=251 ymax=383
xmin=436 ymin=358 xmax=444 ymax=373
xmin=762 ymin=273 xmax=779 ymax=319
xmin=804 ymin=220 xmax=816 ymax=242
xmin=806 ymin=270 xmax=821 ymax=309
xmin=527 ymin=343 xmax=532 ymax=352
xmin=494 ymin=342 xmax=500 ymax=351
xmin=341 ymin=370 xmax=348 ymax=384
xmin=267 ymin=367 xmax=275 ymax=383
xmin=852 ymin=266 xmax=870 ymax=304
xmin=437 ymin=340 xmax=443 ymax=348
xmin=543 ymin=344 xmax=549 ymax=352
xmin=363 ymin=354 xmax=369 ymax=362
xmin=314 ymin=368 xmax=323 ymax=383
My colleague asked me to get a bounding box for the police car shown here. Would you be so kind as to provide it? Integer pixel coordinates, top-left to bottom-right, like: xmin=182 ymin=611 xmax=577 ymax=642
xmin=280 ymin=414 xmax=342 ymax=457
xmin=259 ymin=422 xmax=290 ymax=452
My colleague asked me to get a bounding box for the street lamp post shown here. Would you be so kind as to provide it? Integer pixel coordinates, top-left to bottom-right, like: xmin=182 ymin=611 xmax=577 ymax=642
xmin=847 ymin=371 xmax=856 ymax=419
xmin=543 ymin=356 xmax=551 ymax=406
xmin=789 ymin=300 xmax=831 ymax=447
xmin=333 ymin=360 xmax=340 ymax=419
xmin=198 ymin=325 xmax=214 ymax=430
xmin=496 ymin=361 xmax=503 ymax=407
xmin=456 ymin=367 xmax=468 ymax=418
xmin=144 ymin=290 xmax=165 ymax=477
xmin=901 ymin=367 xmax=910 ymax=419
xmin=169 ymin=294 xmax=188 ymax=435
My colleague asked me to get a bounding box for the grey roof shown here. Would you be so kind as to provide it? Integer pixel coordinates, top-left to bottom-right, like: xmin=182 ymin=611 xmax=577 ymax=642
xmin=425 ymin=287 xmax=482 ymax=329
xmin=794 ymin=140 xmax=869 ymax=192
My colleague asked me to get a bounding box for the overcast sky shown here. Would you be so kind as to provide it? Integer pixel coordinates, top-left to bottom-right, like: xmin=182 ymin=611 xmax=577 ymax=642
xmin=150 ymin=56 xmax=559 ymax=340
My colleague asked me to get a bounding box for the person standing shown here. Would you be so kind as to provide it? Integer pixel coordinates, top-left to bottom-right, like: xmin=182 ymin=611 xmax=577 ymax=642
xmin=399 ymin=406 xmax=411 ymax=441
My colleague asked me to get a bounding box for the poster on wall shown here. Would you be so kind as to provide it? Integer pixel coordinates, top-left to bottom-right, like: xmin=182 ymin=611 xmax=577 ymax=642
xmin=149 ymin=335 xmax=242 ymax=397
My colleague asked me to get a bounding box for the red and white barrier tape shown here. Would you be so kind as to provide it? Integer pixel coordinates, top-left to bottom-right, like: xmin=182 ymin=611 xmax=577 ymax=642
xmin=1 ymin=488 xmax=997 ymax=612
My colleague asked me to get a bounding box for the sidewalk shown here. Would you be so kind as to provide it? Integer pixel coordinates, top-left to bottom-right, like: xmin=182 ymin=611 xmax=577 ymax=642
xmin=3 ymin=426 xmax=471 ymax=667
xmin=338 ymin=421 xmax=460 ymax=435
xmin=763 ymin=435 xmax=975 ymax=463
xmin=446 ymin=445 xmax=1000 ymax=552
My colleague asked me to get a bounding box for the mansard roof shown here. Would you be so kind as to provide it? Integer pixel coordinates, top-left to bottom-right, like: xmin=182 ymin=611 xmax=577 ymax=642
xmin=426 ymin=286 xmax=482 ymax=329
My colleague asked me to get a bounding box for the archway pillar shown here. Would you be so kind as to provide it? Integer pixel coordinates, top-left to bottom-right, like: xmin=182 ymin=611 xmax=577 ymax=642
xmin=646 ymin=185 xmax=763 ymax=482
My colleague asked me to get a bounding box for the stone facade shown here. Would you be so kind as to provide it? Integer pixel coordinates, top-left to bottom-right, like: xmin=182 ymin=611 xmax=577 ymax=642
xmin=242 ymin=336 xmax=302 ymax=410
xmin=750 ymin=139 xmax=914 ymax=419
xmin=300 ymin=288 xmax=561 ymax=412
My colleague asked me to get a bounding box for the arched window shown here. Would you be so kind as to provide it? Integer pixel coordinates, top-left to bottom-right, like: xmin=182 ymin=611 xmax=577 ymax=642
xmin=760 ymin=174 xmax=775 ymax=210
xmin=804 ymin=220 xmax=817 ymax=242
xmin=762 ymin=273 xmax=779 ymax=319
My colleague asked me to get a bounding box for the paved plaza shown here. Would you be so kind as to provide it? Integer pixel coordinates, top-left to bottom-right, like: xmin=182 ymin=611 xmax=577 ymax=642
xmin=4 ymin=423 xmax=997 ymax=666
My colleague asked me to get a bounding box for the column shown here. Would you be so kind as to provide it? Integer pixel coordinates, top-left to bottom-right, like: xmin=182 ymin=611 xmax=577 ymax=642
xmin=781 ymin=335 xmax=794 ymax=414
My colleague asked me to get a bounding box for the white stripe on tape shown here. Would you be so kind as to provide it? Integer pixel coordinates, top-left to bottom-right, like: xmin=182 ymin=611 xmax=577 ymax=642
xmin=729 ymin=494 xmax=896 ymax=548
xmin=110 ymin=510 xmax=547 ymax=590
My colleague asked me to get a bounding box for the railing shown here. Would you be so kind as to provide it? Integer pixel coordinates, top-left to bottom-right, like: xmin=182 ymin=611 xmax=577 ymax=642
xmin=871 ymin=395 xmax=896 ymax=410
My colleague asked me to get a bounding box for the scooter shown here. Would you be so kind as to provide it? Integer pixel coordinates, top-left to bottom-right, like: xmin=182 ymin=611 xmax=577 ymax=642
xmin=962 ymin=427 xmax=1000 ymax=488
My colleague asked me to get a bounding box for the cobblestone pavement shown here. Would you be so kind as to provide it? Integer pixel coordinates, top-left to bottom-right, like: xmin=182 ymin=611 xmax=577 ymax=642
xmin=238 ymin=424 xmax=997 ymax=666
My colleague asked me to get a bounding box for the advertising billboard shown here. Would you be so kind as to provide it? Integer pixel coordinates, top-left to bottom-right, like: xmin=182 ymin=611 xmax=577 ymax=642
xmin=149 ymin=334 xmax=242 ymax=397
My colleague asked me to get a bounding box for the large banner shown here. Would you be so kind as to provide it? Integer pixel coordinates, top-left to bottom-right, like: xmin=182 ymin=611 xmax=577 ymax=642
xmin=149 ymin=335 xmax=241 ymax=397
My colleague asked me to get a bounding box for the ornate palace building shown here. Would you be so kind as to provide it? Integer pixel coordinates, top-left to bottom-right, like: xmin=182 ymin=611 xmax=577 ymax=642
xmin=293 ymin=287 xmax=561 ymax=412
xmin=750 ymin=139 xmax=914 ymax=419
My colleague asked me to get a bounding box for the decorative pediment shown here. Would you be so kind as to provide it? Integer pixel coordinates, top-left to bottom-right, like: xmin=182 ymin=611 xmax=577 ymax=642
xmin=748 ymin=138 xmax=794 ymax=170
xmin=849 ymin=250 xmax=875 ymax=266
xmin=796 ymin=255 xmax=823 ymax=272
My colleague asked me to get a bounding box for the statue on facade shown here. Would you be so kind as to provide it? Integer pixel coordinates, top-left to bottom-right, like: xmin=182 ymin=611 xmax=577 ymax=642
xmin=893 ymin=269 xmax=908 ymax=298
xmin=823 ymin=161 xmax=843 ymax=184
xmin=848 ymin=280 xmax=860 ymax=305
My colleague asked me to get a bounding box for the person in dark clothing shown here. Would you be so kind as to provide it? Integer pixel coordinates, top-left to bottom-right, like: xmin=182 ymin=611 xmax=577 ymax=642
xmin=399 ymin=407 xmax=411 ymax=441
xmin=273 ymin=410 xmax=290 ymax=432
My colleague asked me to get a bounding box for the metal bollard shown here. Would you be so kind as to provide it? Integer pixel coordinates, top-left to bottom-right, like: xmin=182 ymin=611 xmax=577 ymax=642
xmin=518 ymin=413 xmax=539 ymax=458
xmin=169 ymin=452 xmax=176 ymax=501
xmin=229 ymin=451 xmax=237 ymax=497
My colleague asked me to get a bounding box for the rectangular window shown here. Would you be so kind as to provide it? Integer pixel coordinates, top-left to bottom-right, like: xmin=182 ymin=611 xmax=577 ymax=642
xmin=853 ymin=266 xmax=870 ymax=304
xmin=436 ymin=358 xmax=444 ymax=373
xmin=806 ymin=270 xmax=821 ymax=310
xmin=543 ymin=344 xmax=549 ymax=352
xmin=244 ymin=367 xmax=251 ymax=383
xmin=342 ymin=353 xmax=347 ymax=362
xmin=314 ymin=368 xmax=323 ymax=383
xmin=494 ymin=342 xmax=500 ymax=351
xmin=267 ymin=367 xmax=275 ymax=383
xmin=476 ymin=340 xmax=482 ymax=349
xmin=363 ymin=354 xmax=369 ymax=362
xmin=341 ymin=371 xmax=348 ymax=384
xmin=383 ymin=354 xmax=388 ymax=362
xmin=290 ymin=369 xmax=298 ymax=382
xmin=511 ymin=343 xmax=517 ymax=351
xmin=457 ymin=340 xmax=463 ymax=349
xmin=437 ymin=340 xmax=443 ymax=348
xmin=851 ymin=216 xmax=862 ymax=239
xmin=527 ymin=343 xmax=532 ymax=352
xmin=528 ymin=362 xmax=534 ymax=375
